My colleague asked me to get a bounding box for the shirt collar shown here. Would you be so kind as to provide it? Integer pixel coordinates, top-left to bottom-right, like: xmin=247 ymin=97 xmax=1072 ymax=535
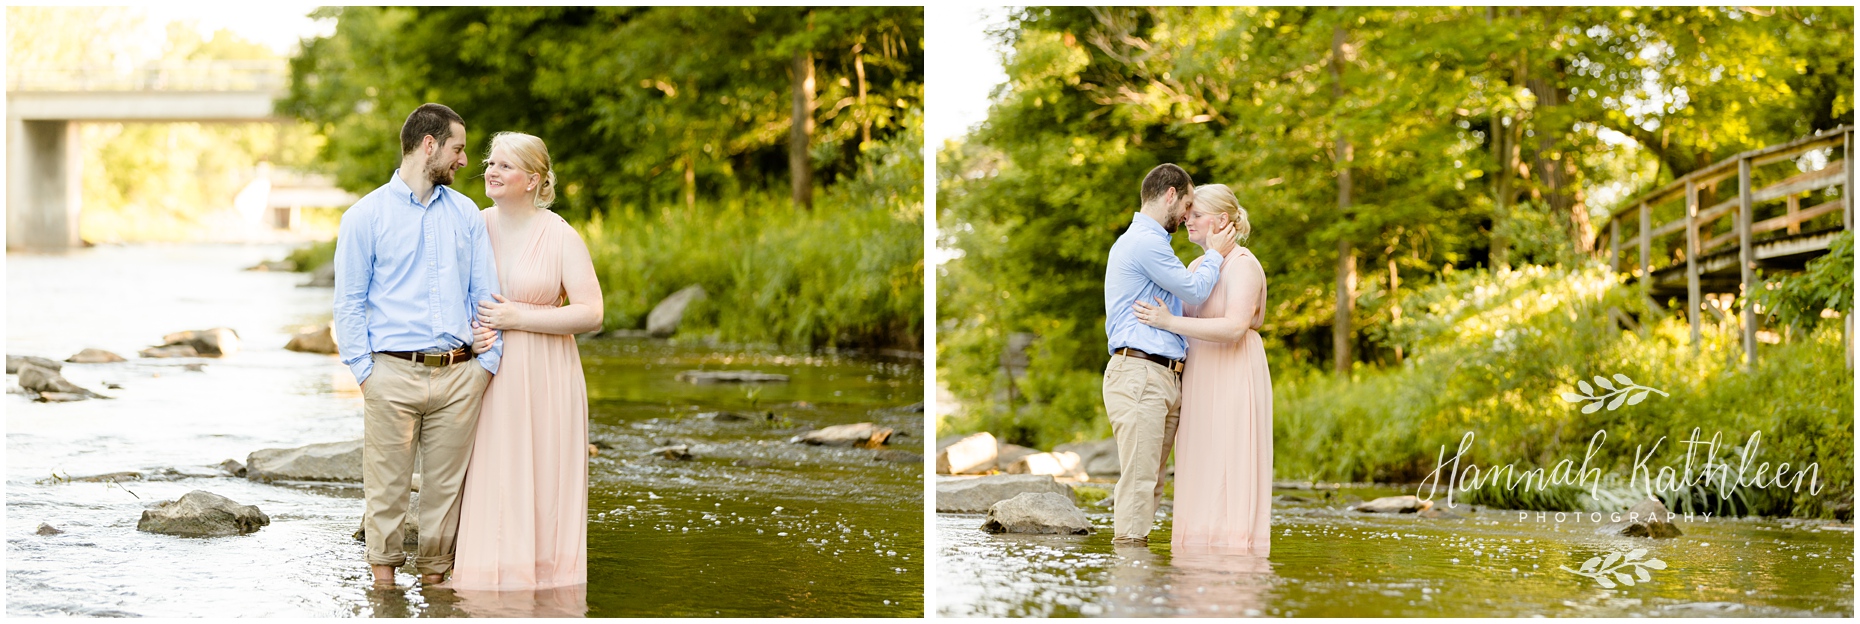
xmin=387 ymin=169 xmax=448 ymax=209
xmin=1131 ymin=212 xmax=1166 ymax=236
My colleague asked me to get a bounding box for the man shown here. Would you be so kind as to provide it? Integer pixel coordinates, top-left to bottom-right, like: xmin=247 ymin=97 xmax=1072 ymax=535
xmin=334 ymin=102 xmax=502 ymax=586
xmin=1102 ymin=163 xmax=1231 ymax=546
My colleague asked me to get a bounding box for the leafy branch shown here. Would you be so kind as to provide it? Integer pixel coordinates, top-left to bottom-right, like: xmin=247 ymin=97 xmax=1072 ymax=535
xmin=1560 ymin=548 xmax=1666 ymax=588
xmin=1561 ymin=373 xmax=1668 ymax=413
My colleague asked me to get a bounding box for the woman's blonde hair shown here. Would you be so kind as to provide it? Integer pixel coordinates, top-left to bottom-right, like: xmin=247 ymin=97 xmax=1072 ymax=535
xmin=1193 ymin=183 xmax=1251 ymax=245
xmin=488 ymin=132 xmax=557 ymax=209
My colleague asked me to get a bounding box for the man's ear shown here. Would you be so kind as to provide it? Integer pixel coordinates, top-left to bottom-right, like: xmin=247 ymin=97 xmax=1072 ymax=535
xmin=424 ymin=135 xmax=438 ymax=157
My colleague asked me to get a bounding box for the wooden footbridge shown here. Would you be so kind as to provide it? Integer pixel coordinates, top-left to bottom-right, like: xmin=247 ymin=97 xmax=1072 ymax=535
xmin=1592 ymin=125 xmax=1852 ymax=366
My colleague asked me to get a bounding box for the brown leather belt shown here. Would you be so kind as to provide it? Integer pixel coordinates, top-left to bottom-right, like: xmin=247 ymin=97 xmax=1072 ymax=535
xmin=1114 ymin=347 xmax=1184 ymax=374
xmin=379 ymin=347 xmax=474 ymax=367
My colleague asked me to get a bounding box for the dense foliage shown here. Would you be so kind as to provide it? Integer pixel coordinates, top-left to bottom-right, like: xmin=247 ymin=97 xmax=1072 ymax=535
xmin=937 ymin=7 xmax=1853 ymax=516
xmin=280 ymin=6 xmax=923 ymax=218
xmin=282 ymin=7 xmax=925 ymax=350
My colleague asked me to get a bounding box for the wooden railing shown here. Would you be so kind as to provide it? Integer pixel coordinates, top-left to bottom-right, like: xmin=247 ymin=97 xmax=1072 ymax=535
xmin=1592 ymin=125 xmax=1853 ymax=366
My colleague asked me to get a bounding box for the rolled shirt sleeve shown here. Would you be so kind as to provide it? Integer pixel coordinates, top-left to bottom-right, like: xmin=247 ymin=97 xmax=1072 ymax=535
xmin=333 ymin=202 xmax=377 ymax=385
xmin=466 ymin=207 xmax=503 ymax=375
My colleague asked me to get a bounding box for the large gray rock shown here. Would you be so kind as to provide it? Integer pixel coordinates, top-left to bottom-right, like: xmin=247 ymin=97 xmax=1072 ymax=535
xmin=140 ymin=345 xmax=199 ymax=358
xmin=246 ymin=439 xmax=363 ymax=483
xmin=982 ymin=492 xmax=1095 ymax=535
xmin=790 ymin=423 xmax=895 ymax=448
xmin=8 ymin=355 xmax=63 ymax=373
xmin=16 ymin=363 xmax=104 ymax=399
xmin=646 ymin=285 xmax=707 ymax=338
xmin=303 ymin=263 xmax=336 ymax=288
xmin=65 ymin=348 xmax=126 ymax=363
xmin=996 ymin=443 xmax=1040 ymax=468
xmin=936 ymin=432 xmax=997 ymax=475
xmin=1351 ymin=495 xmax=1433 ymax=514
xmin=284 ymin=323 xmax=338 ymax=354
xmin=1596 ymin=497 xmax=1684 ymax=538
xmin=159 ymin=328 xmax=240 ymax=357
xmin=936 ymin=474 xmax=1076 ymax=513
xmin=137 ymin=490 xmax=270 ymax=537
xmin=1004 ymin=451 xmax=1089 ymax=480
xmin=1056 ymin=439 xmax=1121 ymax=478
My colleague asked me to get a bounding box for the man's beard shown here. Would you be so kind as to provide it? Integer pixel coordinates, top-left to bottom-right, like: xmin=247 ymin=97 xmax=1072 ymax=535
xmin=427 ymin=160 xmax=456 ymax=187
xmin=1163 ymin=217 xmax=1179 ymax=234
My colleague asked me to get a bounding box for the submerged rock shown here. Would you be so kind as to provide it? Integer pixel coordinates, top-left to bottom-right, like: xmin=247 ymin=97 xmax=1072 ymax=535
xmin=158 ymin=328 xmax=240 ymax=357
xmin=790 ymin=423 xmax=894 ymax=448
xmin=1596 ymin=497 xmax=1684 ymax=538
xmin=140 ymin=344 xmax=200 ymax=359
xmin=284 ymin=324 xmax=338 ymax=354
xmin=873 ymin=449 xmax=924 ymax=464
xmin=36 ymin=523 xmax=63 ymax=535
xmin=695 ymin=411 xmax=772 ymax=423
xmin=675 ymin=370 xmax=789 ymax=384
xmin=36 ymin=391 xmax=93 ymax=403
xmin=936 ymin=432 xmax=997 ymax=475
xmin=646 ymin=285 xmax=707 ymax=338
xmin=982 ymin=492 xmax=1094 ymax=535
xmin=936 ymin=474 xmax=1076 ymax=513
xmin=246 ymin=440 xmax=363 ymax=483
xmin=1351 ymin=495 xmax=1433 ymax=514
xmin=7 ymin=354 xmax=63 ymax=374
xmin=647 ymin=445 xmax=693 ymax=460
xmin=353 ymin=517 xmax=421 ymax=549
xmin=137 ymin=490 xmax=270 ymax=537
xmin=16 ymin=363 xmax=106 ymax=399
xmin=219 ymin=459 xmax=247 ymax=478
xmin=65 ymin=348 xmax=126 ymax=364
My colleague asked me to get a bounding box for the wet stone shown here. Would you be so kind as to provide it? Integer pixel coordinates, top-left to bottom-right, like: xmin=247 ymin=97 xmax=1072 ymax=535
xmin=137 ymin=490 xmax=270 ymax=537
xmin=6 ymin=354 xmax=63 ymax=374
xmin=36 ymin=523 xmax=63 ymax=535
xmin=65 ymin=348 xmax=126 ymax=364
xmin=981 ymin=492 xmax=1094 ymax=535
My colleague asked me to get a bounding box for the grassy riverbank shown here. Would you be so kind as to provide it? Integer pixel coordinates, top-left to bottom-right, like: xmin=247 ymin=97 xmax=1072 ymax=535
xmin=941 ymin=263 xmax=1854 ymax=519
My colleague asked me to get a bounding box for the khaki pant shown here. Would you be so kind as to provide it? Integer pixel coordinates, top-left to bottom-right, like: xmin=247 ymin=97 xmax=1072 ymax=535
xmin=361 ymin=353 xmax=491 ymax=575
xmin=1102 ymin=354 xmax=1181 ymax=541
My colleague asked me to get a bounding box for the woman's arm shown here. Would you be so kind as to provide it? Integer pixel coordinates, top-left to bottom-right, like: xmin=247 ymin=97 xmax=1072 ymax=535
xmin=476 ymin=223 xmax=605 ymax=335
xmin=1133 ymin=252 xmax=1263 ymax=344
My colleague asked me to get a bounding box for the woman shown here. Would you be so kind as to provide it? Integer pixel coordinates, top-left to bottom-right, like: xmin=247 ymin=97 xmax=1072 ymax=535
xmin=452 ymin=132 xmax=603 ymax=591
xmin=1132 ymin=183 xmax=1272 ymax=555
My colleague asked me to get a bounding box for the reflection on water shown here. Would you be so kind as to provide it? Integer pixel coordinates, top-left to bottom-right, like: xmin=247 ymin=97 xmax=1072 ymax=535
xmin=938 ymin=486 xmax=1854 ymax=617
xmin=6 ymin=245 xmax=923 ymax=618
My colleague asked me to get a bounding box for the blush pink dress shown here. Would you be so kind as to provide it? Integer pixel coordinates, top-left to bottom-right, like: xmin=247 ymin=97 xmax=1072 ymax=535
xmin=450 ymin=209 xmax=589 ymax=590
xmin=1172 ymin=246 xmax=1273 ymax=555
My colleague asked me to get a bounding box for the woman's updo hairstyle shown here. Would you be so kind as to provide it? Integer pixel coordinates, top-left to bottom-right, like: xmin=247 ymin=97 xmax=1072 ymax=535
xmin=1193 ymin=183 xmax=1252 ymax=245
xmin=489 ymin=132 xmax=557 ymax=209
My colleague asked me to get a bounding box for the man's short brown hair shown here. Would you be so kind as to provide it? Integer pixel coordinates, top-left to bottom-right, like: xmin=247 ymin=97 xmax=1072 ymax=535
xmin=1140 ymin=163 xmax=1193 ymax=207
xmin=400 ymin=103 xmax=465 ymax=156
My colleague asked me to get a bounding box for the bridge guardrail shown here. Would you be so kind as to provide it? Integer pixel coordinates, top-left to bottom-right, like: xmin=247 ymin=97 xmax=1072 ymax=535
xmin=7 ymin=60 xmax=289 ymax=93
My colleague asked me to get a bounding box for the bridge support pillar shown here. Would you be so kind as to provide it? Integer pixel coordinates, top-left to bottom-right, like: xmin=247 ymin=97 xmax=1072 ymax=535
xmin=6 ymin=118 xmax=83 ymax=251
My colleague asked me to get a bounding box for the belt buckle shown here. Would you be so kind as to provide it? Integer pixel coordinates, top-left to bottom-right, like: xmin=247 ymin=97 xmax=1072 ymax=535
xmin=420 ymin=352 xmax=444 ymax=367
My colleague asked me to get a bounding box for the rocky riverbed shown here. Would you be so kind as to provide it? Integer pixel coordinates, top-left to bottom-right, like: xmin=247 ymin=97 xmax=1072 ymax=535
xmin=7 ymin=245 xmax=924 ymax=617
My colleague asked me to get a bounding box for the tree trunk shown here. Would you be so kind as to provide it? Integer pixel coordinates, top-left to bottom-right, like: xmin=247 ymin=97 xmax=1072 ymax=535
xmin=683 ymin=155 xmax=696 ymax=209
xmin=854 ymin=42 xmax=871 ymax=148
xmin=1487 ymin=7 xmax=1513 ymax=269
xmin=789 ymin=49 xmax=816 ymax=210
xmin=1332 ymin=24 xmax=1355 ymax=376
xmin=1525 ymin=58 xmax=1593 ymax=253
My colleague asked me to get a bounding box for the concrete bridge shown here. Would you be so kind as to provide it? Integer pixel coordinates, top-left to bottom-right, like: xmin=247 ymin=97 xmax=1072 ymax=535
xmin=6 ymin=61 xmax=327 ymax=250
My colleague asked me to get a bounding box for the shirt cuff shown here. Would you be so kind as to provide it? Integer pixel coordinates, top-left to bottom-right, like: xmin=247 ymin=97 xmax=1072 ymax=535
xmin=347 ymin=357 xmax=373 ymax=386
xmin=477 ymin=354 xmax=499 ymax=376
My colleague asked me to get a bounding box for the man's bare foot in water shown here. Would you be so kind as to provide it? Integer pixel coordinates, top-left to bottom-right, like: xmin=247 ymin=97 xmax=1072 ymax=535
xmin=421 ymin=573 xmax=445 ymax=585
xmin=371 ymin=564 xmax=396 ymax=587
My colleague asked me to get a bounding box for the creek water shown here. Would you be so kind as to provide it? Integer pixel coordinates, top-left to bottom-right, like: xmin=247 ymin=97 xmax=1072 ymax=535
xmin=937 ymin=484 xmax=1853 ymax=617
xmin=6 ymin=244 xmax=924 ymax=617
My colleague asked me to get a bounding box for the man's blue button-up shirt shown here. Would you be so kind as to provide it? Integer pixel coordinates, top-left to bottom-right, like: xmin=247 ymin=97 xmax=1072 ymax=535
xmin=1104 ymin=212 xmax=1223 ymax=360
xmin=333 ymin=170 xmax=502 ymax=384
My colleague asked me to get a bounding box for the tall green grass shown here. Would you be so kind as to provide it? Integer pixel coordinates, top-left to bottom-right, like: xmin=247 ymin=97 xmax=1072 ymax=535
xmin=578 ymin=110 xmax=924 ymax=350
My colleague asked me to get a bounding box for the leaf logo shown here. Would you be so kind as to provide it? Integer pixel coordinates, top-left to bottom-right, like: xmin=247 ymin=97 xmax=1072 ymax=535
xmin=1559 ymin=548 xmax=1667 ymax=588
xmin=1560 ymin=373 xmax=1669 ymax=413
